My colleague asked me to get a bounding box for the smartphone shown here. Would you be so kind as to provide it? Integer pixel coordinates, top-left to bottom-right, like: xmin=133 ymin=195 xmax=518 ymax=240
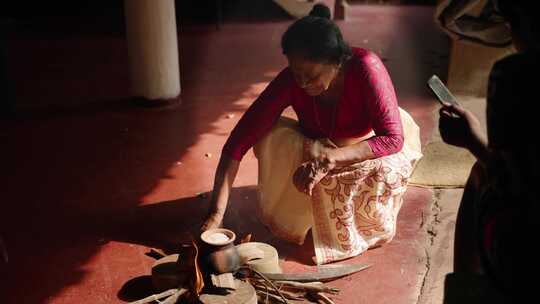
xmin=427 ymin=75 xmax=460 ymax=107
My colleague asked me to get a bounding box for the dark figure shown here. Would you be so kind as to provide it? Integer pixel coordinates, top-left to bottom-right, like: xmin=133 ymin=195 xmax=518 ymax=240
xmin=439 ymin=0 xmax=539 ymax=302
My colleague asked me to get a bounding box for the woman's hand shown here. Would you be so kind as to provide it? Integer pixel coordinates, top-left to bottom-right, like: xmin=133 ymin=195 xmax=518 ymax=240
xmin=200 ymin=210 xmax=224 ymax=232
xmin=308 ymin=138 xmax=338 ymax=160
xmin=439 ymin=104 xmax=487 ymax=150
xmin=293 ymin=150 xmax=336 ymax=196
xmin=200 ymin=155 xmax=239 ymax=232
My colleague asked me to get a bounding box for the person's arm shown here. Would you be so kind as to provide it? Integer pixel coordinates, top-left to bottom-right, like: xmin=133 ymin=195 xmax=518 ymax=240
xmin=201 ymin=68 xmax=292 ymax=230
xmin=439 ymin=104 xmax=489 ymax=165
xmin=318 ymin=140 xmax=375 ymax=168
xmin=201 ymin=154 xmax=239 ymax=231
xmin=438 ymin=55 xmax=520 ymax=166
xmin=326 ymin=51 xmax=404 ymax=167
xmin=293 ymin=52 xmax=402 ymax=194
xmin=293 ymin=136 xmax=378 ymax=195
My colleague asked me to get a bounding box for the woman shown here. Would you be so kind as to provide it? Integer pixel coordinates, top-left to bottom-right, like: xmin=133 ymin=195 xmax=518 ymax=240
xmin=202 ymin=4 xmax=422 ymax=264
xmin=439 ymin=0 xmax=538 ymax=299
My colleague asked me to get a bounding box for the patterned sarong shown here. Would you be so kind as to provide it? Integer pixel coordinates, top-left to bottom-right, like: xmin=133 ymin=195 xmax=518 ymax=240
xmin=254 ymin=108 xmax=422 ymax=264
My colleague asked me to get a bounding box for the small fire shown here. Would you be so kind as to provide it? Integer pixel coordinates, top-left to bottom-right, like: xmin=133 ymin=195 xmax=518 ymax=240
xmin=190 ymin=239 xmax=205 ymax=297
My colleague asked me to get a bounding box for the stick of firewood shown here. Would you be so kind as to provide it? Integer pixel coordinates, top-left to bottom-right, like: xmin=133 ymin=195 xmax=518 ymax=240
xmin=249 ymin=268 xmax=290 ymax=304
xmin=308 ymin=292 xmax=335 ymax=304
xmin=256 ymin=291 xmax=292 ymax=304
xmin=257 ymin=279 xmax=272 ymax=304
xmin=151 ymin=248 xmax=167 ymax=258
xmin=129 ymin=288 xmax=179 ymax=304
xmin=272 ymin=281 xmax=339 ymax=294
xmin=161 ymin=288 xmax=188 ymax=304
xmin=252 ymin=283 xmax=305 ymax=300
xmin=252 ymin=279 xmax=339 ymax=294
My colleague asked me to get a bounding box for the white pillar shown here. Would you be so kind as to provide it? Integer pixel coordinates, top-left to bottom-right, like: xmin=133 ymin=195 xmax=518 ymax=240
xmin=124 ymin=0 xmax=181 ymax=102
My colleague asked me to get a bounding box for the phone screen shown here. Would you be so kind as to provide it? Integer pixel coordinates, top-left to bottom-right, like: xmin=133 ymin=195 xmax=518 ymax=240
xmin=427 ymin=75 xmax=460 ymax=107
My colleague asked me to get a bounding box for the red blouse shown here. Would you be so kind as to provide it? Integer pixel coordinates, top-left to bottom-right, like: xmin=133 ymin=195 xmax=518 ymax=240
xmin=223 ymin=47 xmax=404 ymax=161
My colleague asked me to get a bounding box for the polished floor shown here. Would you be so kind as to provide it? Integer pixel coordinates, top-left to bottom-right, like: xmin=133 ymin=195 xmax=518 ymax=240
xmin=0 ymin=5 xmax=449 ymax=303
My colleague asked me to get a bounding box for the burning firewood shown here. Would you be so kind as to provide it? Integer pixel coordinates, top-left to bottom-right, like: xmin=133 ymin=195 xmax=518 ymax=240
xmin=131 ymin=229 xmax=360 ymax=304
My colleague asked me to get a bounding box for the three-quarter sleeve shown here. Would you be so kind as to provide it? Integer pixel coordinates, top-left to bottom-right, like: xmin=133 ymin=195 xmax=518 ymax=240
xmin=361 ymin=52 xmax=404 ymax=157
xmin=222 ymin=68 xmax=292 ymax=161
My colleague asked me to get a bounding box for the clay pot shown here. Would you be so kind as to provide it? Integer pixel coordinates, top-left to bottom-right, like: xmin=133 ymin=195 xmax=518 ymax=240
xmin=200 ymin=228 xmax=241 ymax=274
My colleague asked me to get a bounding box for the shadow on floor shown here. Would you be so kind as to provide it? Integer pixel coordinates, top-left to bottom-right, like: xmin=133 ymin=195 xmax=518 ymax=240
xmin=96 ymin=186 xmax=314 ymax=264
xmin=0 ymin=182 xmax=314 ymax=303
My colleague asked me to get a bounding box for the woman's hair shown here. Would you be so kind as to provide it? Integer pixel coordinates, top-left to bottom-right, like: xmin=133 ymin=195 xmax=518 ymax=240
xmin=281 ymin=4 xmax=352 ymax=65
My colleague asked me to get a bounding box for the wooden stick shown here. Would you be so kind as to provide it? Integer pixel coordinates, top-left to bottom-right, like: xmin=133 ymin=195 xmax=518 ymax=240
xmin=259 ymin=280 xmax=271 ymax=304
xmin=272 ymin=281 xmax=339 ymax=294
xmin=318 ymin=292 xmax=335 ymax=304
xmin=256 ymin=291 xmax=290 ymax=304
xmin=151 ymin=248 xmax=167 ymax=258
xmin=129 ymin=288 xmax=178 ymax=304
xmin=161 ymin=288 xmax=188 ymax=304
xmin=252 ymin=279 xmax=339 ymax=294
xmin=252 ymin=283 xmax=304 ymax=300
xmin=309 ymin=292 xmax=335 ymax=304
xmin=249 ymin=268 xmax=289 ymax=304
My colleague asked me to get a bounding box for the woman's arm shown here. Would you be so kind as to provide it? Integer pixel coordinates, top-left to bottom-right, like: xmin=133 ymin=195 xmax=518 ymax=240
xmin=201 ymin=154 xmax=240 ymax=231
xmin=320 ymin=50 xmax=403 ymax=166
xmin=293 ymin=139 xmax=375 ymax=195
xmin=201 ymin=69 xmax=292 ymax=229
xmin=320 ymin=140 xmax=375 ymax=168
xmin=293 ymin=51 xmax=403 ymax=194
xmin=362 ymin=50 xmax=404 ymax=158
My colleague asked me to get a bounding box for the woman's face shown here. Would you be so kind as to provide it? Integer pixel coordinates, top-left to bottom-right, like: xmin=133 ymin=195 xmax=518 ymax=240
xmin=287 ymin=55 xmax=340 ymax=96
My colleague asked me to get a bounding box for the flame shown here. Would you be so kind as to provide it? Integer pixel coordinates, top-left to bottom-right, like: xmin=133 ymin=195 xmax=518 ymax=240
xmin=190 ymin=239 xmax=205 ymax=297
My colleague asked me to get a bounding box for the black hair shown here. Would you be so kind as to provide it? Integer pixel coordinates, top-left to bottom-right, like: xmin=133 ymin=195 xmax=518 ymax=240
xmin=281 ymin=4 xmax=352 ymax=65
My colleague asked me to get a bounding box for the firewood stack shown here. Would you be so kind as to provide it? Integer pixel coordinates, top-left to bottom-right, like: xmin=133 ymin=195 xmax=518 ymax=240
xmin=129 ymin=229 xmax=369 ymax=304
xmin=248 ymin=273 xmax=340 ymax=304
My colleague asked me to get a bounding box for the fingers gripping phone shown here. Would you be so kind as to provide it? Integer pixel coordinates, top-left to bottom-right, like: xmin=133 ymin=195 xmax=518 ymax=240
xmin=427 ymin=75 xmax=460 ymax=107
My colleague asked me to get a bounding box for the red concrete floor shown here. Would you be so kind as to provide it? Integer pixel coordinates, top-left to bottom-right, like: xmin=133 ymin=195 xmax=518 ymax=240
xmin=0 ymin=5 xmax=449 ymax=304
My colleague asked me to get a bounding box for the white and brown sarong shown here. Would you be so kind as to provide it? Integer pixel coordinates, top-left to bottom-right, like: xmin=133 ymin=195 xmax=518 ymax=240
xmin=253 ymin=108 xmax=422 ymax=264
